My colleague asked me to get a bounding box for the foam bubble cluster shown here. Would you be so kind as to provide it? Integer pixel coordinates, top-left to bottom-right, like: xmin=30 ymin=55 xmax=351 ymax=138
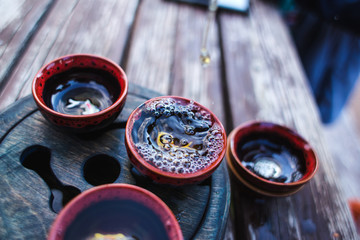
xmin=132 ymin=98 xmax=224 ymax=174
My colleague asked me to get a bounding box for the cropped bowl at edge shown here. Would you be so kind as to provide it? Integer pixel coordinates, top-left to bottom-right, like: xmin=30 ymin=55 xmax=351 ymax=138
xmin=47 ymin=183 xmax=183 ymax=240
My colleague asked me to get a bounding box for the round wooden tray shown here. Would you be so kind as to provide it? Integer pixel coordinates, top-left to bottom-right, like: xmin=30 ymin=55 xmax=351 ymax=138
xmin=0 ymin=84 xmax=230 ymax=240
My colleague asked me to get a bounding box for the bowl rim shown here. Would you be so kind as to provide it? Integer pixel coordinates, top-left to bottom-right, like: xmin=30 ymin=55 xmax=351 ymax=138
xmin=32 ymin=53 xmax=128 ymax=119
xmin=125 ymin=95 xmax=227 ymax=181
xmin=228 ymin=120 xmax=319 ymax=187
xmin=47 ymin=183 xmax=183 ymax=240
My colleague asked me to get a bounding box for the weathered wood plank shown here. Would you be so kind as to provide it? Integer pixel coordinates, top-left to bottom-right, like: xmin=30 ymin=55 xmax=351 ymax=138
xmin=0 ymin=95 xmax=36 ymax=142
xmin=323 ymin=110 xmax=360 ymax=200
xmin=220 ymin=0 xmax=357 ymax=239
xmin=171 ymin=4 xmax=225 ymax=124
xmin=322 ymin=76 xmax=360 ymax=202
xmin=0 ymin=0 xmax=54 ymax=88
xmin=0 ymin=0 xmax=139 ymax=112
xmin=125 ymin=0 xmax=178 ymax=95
xmin=169 ymin=5 xmax=230 ymax=239
xmin=126 ymin=1 xmax=231 ymax=239
xmin=348 ymin=76 xmax=360 ymax=136
xmin=126 ymin=0 xmax=226 ymax=124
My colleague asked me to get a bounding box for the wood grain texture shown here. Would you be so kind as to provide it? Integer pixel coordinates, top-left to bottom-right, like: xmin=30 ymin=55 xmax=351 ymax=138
xmin=126 ymin=2 xmax=231 ymax=238
xmin=324 ymin=77 xmax=360 ymax=201
xmin=349 ymin=77 xmax=360 ymax=136
xmin=171 ymin=4 xmax=225 ymax=124
xmin=0 ymin=85 xmax=230 ymax=240
xmin=323 ymin=109 xmax=360 ymax=200
xmin=0 ymin=0 xmax=139 ymax=112
xmin=0 ymin=0 xmax=356 ymax=238
xmin=220 ymin=0 xmax=357 ymax=239
xmin=126 ymin=0 xmax=226 ymax=128
xmin=0 ymin=0 xmax=54 ymax=87
xmin=125 ymin=0 xmax=178 ymax=95
xmin=168 ymin=4 xmax=231 ymax=239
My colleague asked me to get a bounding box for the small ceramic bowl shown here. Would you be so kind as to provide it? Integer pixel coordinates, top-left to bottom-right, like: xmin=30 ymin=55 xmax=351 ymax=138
xmin=48 ymin=183 xmax=183 ymax=240
xmin=226 ymin=121 xmax=318 ymax=197
xmin=125 ymin=96 xmax=227 ymax=186
xmin=32 ymin=54 xmax=128 ymax=133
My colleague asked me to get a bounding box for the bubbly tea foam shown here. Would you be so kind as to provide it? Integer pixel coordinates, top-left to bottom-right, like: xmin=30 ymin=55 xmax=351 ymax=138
xmin=131 ymin=98 xmax=224 ymax=174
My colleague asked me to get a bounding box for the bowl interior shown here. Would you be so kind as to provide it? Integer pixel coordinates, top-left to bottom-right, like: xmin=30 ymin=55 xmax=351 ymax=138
xmin=126 ymin=96 xmax=226 ymax=181
xmin=230 ymin=122 xmax=317 ymax=186
xmin=49 ymin=184 xmax=182 ymax=240
xmin=33 ymin=54 xmax=127 ymax=116
xmin=226 ymin=146 xmax=302 ymax=197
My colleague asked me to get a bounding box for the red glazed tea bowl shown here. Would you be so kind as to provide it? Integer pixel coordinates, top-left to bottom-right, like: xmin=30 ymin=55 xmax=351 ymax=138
xmin=226 ymin=121 xmax=318 ymax=197
xmin=48 ymin=183 xmax=183 ymax=240
xmin=32 ymin=54 xmax=128 ymax=133
xmin=125 ymin=96 xmax=227 ymax=186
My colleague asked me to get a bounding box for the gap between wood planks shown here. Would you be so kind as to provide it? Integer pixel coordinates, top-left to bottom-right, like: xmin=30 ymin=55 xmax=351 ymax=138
xmin=0 ymin=0 xmax=56 ymax=95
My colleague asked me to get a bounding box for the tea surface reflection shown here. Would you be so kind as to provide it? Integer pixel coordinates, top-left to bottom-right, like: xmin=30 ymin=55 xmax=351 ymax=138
xmin=237 ymin=133 xmax=306 ymax=183
xmin=64 ymin=200 xmax=169 ymax=240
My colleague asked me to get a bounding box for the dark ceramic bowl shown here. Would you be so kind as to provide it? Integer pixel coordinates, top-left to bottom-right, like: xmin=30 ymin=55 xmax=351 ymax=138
xmin=226 ymin=121 xmax=318 ymax=197
xmin=125 ymin=96 xmax=227 ymax=186
xmin=32 ymin=54 xmax=128 ymax=133
xmin=48 ymin=183 xmax=183 ymax=240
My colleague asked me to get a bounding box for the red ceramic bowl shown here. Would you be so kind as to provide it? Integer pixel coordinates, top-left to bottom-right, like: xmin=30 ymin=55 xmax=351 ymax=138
xmin=48 ymin=183 xmax=183 ymax=240
xmin=125 ymin=96 xmax=227 ymax=186
xmin=226 ymin=121 xmax=318 ymax=197
xmin=32 ymin=54 xmax=128 ymax=133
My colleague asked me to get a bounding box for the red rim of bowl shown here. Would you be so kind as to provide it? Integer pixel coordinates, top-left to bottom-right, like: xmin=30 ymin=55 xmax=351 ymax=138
xmin=47 ymin=183 xmax=183 ymax=240
xmin=32 ymin=54 xmax=128 ymax=120
xmin=125 ymin=96 xmax=227 ymax=182
xmin=229 ymin=121 xmax=318 ymax=187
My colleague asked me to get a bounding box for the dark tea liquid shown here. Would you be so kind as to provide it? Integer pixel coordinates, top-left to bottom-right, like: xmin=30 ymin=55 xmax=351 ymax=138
xmin=64 ymin=199 xmax=169 ymax=240
xmin=43 ymin=68 xmax=120 ymax=115
xmin=237 ymin=133 xmax=306 ymax=183
xmin=132 ymin=98 xmax=224 ymax=174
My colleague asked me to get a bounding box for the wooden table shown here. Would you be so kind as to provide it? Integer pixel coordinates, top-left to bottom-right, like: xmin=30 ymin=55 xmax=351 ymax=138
xmin=0 ymin=0 xmax=357 ymax=239
xmin=0 ymin=85 xmax=230 ymax=239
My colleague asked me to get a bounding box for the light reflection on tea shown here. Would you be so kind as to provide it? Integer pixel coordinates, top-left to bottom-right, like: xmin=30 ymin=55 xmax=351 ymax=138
xmin=237 ymin=134 xmax=306 ymax=183
xmin=87 ymin=232 xmax=136 ymax=240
